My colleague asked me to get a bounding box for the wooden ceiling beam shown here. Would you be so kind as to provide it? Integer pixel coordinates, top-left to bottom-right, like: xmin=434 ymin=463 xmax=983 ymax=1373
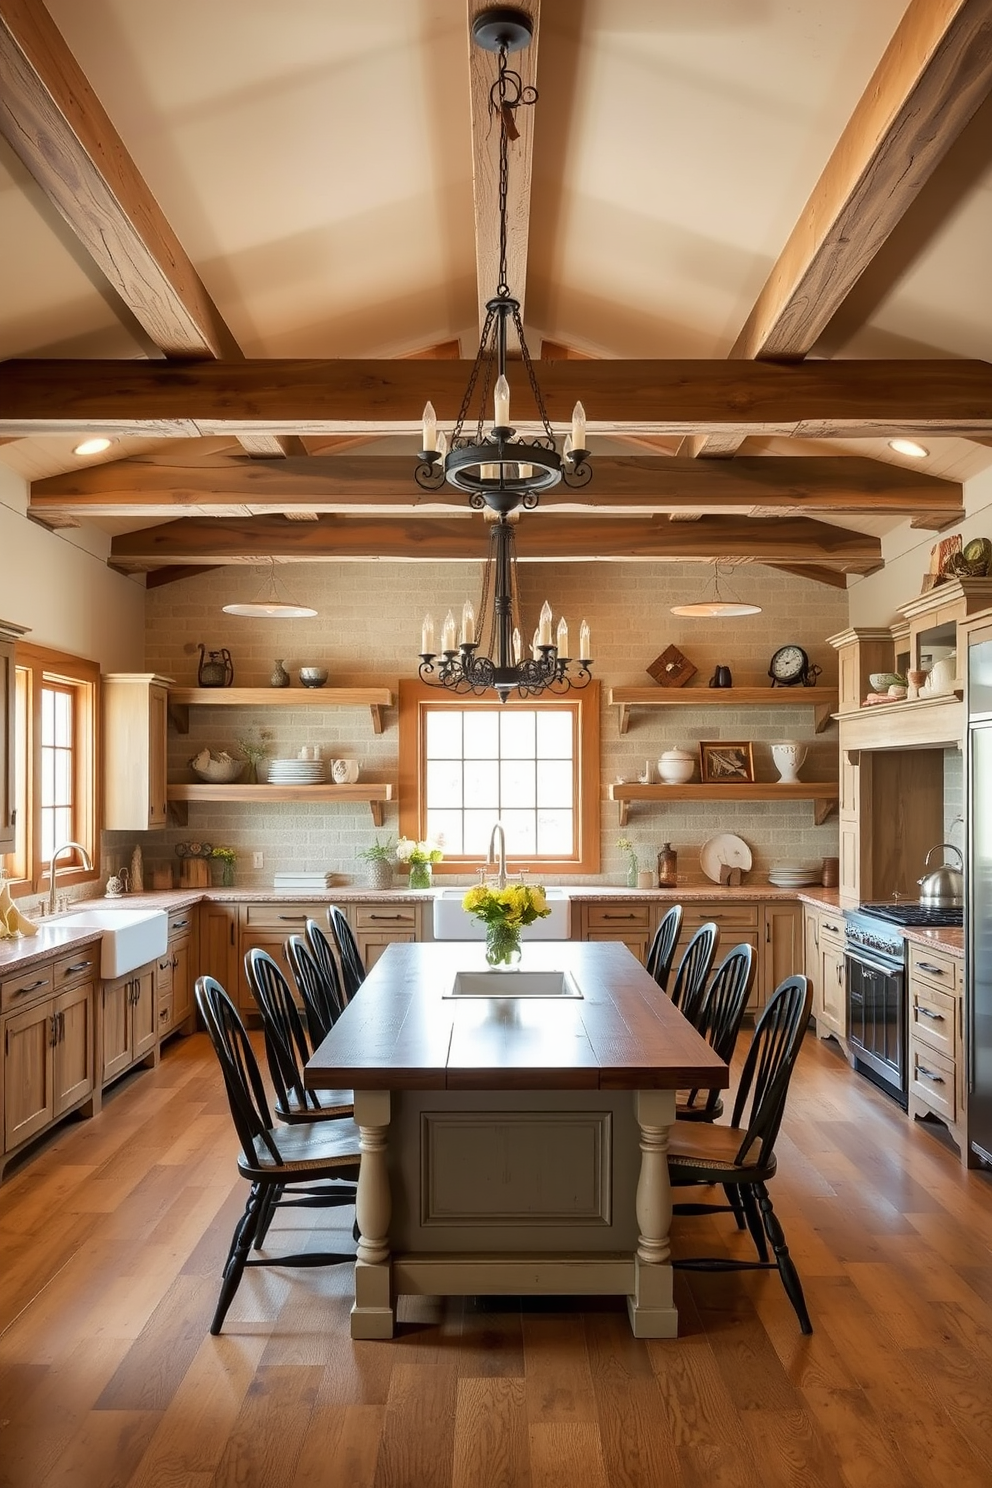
xmin=108 ymin=512 xmax=881 ymax=571
xmin=469 ymin=3 xmax=539 ymax=329
xmin=5 ymin=358 xmax=992 ymax=437
xmin=764 ymin=563 xmax=849 ymax=590
xmin=29 ymin=454 xmax=962 ymax=522
xmin=688 ymin=0 xmax=992 ymax=457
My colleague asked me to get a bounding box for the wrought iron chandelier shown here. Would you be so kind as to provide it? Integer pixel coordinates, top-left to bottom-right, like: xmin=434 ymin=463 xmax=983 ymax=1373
xmin=416 ymin=6 xmax=593 ymax=703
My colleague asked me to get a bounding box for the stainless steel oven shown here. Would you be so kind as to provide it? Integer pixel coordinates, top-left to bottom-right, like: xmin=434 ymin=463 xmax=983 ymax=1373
xmin=845 ymin=916 xmax=907 ymax=1107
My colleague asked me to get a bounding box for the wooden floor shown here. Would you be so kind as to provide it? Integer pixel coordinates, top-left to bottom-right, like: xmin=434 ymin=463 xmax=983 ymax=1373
xmin=2 ymin=1031 xmax=992 ymax=1488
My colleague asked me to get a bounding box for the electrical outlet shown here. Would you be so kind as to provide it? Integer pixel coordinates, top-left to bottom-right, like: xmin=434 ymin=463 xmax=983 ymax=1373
xmin=252 ymin=852 xmax=264 ymax=869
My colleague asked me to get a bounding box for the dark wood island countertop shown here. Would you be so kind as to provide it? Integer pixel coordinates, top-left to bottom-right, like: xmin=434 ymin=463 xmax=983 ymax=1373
xmin=305 ymin=940 xmax=729 ymax=1094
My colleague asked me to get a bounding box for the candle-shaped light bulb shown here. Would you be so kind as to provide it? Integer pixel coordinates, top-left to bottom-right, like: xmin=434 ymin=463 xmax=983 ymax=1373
xmin=512 ymin=627 xmax=522 ymax=664
xmin=571 ymin=401 xmax=586 ymax=452
xmin=421 ymin=612 xmax=435 ymax=655
xmin=441 ymin=609 xmax=457 ymax=652
xmin=556 ymin=616 xmax=569 ymax=657
xmin=461 ymin=598 xmax=475 ymax=646
xmin=563 ymin=433 xmax=574 ymax=463
xmin=422 ymin=401 xmax=437 ymax=452
xmin=532 ymin=628 xmax=541 ymax=660
xmin=538 ymin=601 xmax=553 ymax=647
xmin=518 ymin=462 xmax=533 ymax=479
xmin=579 ymin=618 xmax=591 ymax=661
xmin=481 ymin=462 xmax=497 ymax=481
xmin=436 ymin=428 xmax=448 ymax=459
xmin=494 ymin=374 xmax=510 ymax=429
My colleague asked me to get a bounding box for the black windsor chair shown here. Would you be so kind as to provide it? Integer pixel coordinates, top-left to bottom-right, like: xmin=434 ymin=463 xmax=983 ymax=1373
xmin=195 ymin=976 xmax=360 ymax=1336
xmin=645 ymin=903 xmax=683 ymax=992
xmin=669 ymin=921 xmax=720 ymax=1026
xmin=287 ymin=931 xmax=345 ymax=1047
xmin=676 ymin=941 xmax=756 ymax=1122
xmin=327 ymin=904 xmax=366 ymax=1003
xmin=244 ymin=948 xmax=353 ymax=1123
xmin=667 ymin=974 xmax=814 ymax=1334
xmin=303 ymin=919 xmax=348 ymax=1026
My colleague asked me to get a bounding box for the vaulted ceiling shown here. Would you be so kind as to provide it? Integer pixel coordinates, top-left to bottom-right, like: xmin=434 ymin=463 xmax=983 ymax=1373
xmin=2 ymin=0 xmax=992 ymax=586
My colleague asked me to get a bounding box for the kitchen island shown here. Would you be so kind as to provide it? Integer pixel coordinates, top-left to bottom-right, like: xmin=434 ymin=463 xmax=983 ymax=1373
xmin=304 ymin=939 xmax=727 ymax=1340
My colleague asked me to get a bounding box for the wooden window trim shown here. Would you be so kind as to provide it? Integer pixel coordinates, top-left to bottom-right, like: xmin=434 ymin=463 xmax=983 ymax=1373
xmin=398 ymin=679 xmax=600 ymax=875
xmin=8 ymin=643 xmax=101 ymax=898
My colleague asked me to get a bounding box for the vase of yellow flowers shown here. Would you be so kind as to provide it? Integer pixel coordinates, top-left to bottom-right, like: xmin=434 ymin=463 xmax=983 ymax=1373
xmin=397 ymin=835 xmax=444 ymax=890
xmin=210 ymin=845 xmax=237 ymax=887
xmin=462 ymin=883 xmax=551 ymax=968
xmin=617 ymin=836 xmax=639 ymax=888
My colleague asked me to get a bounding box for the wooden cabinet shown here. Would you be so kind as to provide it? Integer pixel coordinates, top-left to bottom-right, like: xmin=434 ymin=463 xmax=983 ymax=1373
xmin=579 ymin=902 xmax=653 ymax=964
xmin=907 ymin=940 xmax=966 ymax=1159
xmin=100 ymin=964 xmax=157 ymax=1087
xmin=350 ymin=902 xmax=422 ymax=971
xmin=197 ymin=901 xmax=239 ymax=1004
xmin=0 ymin=620 xmax=29 ymax=850
xmin=762 ymin=902 xmax=803 ymax=1008
xmin=103 ymin=673 xmax=172 ymax=830
xmin=827 ymin=628 xmax=894 ymax=714
xmin=238 ymin=901 xmax=329 ymax=1011
xmin=805 ymin=906 xmax=847 ymax=1042
xmin=2 ymin=949 xmax=96 ymax=1178
xmin=158 ymin=909 xmax=195 ymax=1041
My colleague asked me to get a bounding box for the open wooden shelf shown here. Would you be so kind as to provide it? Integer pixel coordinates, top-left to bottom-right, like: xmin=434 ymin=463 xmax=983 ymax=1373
xmin=167 ymin=686 xmax=394 ymax=734
xmin=608 ymin=686 xmax=838 ymax=735
xmin=608 ymin=781 xmax=839 ymax=828
xmin=167 ymin=781 xmax=393 ymax=827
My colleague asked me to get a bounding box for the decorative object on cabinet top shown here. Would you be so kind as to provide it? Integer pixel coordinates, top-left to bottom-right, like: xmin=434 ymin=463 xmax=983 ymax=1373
xmin=608 ymin=685 xmax=837 ymax=736
xmin=647 ymin=645 xmax=696 ymax=688
xmin=167 ymin=685 xmax=393 ymax=735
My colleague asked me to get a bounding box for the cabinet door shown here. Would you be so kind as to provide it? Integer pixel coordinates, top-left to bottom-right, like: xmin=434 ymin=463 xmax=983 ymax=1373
xmin=198 ymin=903 xmax=239 ymax=1002
xmin=359 ymin=930 xmax=416 ymax=972
xmin=170 ymin=936 xmax=194 ymax=1028
xmin=147 ymin=683 xmax=169 ymax=827
xmin=54 ymin=982 xmax=95 ymax=1115
xmin=803 ymin=907 xmax=820 ymax=1016
xmin=237 ymin=932 xmax=299 ymax=1012
xmin=4 ymin=999 xmax=55 ymax=1148
xmin=131 ymin=967 xmax=158 ymax=1061
xmin=101 ymin=976 xmax=134 ymax=1083
xmin=0 ymin=636 xmax=15 ymax=850
xmin=761 ymin=903 xmax=803 ymax=1010
xmin=819 ymin=942 xmax=847 ymax=1039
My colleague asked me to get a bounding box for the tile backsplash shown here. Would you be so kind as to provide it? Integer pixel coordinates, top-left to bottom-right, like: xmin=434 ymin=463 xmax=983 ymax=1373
xmin=121 ymin=560 xmax=849 ymax=889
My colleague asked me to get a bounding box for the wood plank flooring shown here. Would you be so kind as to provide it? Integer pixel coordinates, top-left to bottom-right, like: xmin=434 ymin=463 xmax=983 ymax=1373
xmin=2 ymin=1030 xmax=992 ymax=1488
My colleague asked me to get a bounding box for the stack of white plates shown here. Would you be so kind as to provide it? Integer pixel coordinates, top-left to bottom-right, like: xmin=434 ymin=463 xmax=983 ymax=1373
xmin=768 ymin=861 xmax=819 ymax=887
xmin=267 ymin=758 xmax=326 ymax=785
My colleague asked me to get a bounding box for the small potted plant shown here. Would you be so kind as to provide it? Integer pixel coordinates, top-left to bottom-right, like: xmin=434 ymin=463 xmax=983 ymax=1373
xmin=210 ymin=845 xmax=237 ymax=888
xmin=617 ymin=837 xmax=639 ymax=889
xmin=396 ymin=836 xmax=444 ymax=890
xmin=462 ymin=883 xmax=551 ymax=968
xmin=358 ymin=836 xmax=395 ymax=891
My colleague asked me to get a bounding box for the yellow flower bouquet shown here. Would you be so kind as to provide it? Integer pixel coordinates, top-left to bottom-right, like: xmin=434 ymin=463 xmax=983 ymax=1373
xmin=462 ymin=883 xmax=551 ymax=967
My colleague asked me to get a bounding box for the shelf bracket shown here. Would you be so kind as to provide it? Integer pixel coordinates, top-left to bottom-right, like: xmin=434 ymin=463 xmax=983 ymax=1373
xmin=813 ymin=799 xmax=836 ymax=827
xmin=168 ymin=702 xmax=190 ymax=735
xmin=616 ymin=798 xmax=630 ymax=828
xmin=369 ymin=800 xmax=385 ymax=827
xmin=616 ymin=703 xmax=631 ymax=736
xmin=813 ymin=702 xmax=832 ymax=734
xmin=167 ymin=801 xmax=189 ymax=828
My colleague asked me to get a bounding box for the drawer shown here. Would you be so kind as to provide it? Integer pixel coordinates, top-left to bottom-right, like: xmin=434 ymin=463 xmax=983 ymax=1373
xmin=354 ymin=904 xmax=419 ymax=931
xmin=908 ymin=941 xmax=960 ymax=992
xmin=817 ymin=911 xmax=846 ymax=946
xmin=585 ymin=903 xmax=652 ymax=930
xmin=910 ymin=1042 xmax=956 ymax=1125
xmin=242 ymin=902 xmax=327 ymax=929
xmin=168 ymin=909 xmax=195 ymax=940
xmin=1 ymin=962 xmax=54 ymax=1010
xmin=910 ymin=983 xmax=957 ymax=1062
xmin=683 ymin=903 xmax=758 ymax=930
xmin=53 ymin=949 xmax=99 ymax=990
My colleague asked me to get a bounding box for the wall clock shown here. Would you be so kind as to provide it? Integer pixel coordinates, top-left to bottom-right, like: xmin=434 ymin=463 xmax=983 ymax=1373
xmin=768 ymin=644 xmax=812 ymax=687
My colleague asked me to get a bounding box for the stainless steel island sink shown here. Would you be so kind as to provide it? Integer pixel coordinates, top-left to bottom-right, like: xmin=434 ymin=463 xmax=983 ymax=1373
xmin=447 ymin=968 xmax=583 ymax=998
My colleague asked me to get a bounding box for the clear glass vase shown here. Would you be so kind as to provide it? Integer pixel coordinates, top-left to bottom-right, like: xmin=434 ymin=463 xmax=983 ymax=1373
xmin=485 ymin=921 xmax=522 ymax=969
xmin=409 ymin=860 xmax=433 ymax=890
xmin=626 ymin=857 xmax=639 ymax=888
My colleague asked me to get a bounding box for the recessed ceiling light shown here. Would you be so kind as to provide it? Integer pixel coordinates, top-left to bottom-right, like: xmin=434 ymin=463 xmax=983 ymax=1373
xmin=73 ymin=437 xmax=113 ymax=456
xmin=888 ymin=438 xmax=929 ymax=459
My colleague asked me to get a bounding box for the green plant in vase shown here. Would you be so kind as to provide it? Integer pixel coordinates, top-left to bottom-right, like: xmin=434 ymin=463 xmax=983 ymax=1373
xmin=463 ymin=883 xmax=551 ymax=968
xmin=358 ymin=836 xmax=396 ymax=891
xmin=617 ymin=836 xmax=639 ymax=888
xmin=236 ymin=727 xmax=273 ymax=785
xmin=396 ymin=836 xmax=444 ymax=889
xmin=210 ymin=845 xmax=237 ymax=887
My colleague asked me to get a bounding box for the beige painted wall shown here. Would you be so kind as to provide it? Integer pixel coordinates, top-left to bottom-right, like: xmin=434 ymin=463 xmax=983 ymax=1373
xmin=135 ymin=559 xmax=848 ymax=889
xmin=0 ymin=466 xmax=145 ymax=666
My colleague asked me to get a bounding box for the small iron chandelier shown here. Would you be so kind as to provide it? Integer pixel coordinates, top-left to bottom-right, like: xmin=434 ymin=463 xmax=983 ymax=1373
xmin=416 ymin=7 xmax=593 ymax=703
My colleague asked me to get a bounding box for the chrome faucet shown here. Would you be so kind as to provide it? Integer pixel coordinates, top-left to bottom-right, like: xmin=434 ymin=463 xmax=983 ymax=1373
xmin=48 ymin=841 xmax=94 ymax=916
xmin=487 ymin=822 xmax=508 ymax=889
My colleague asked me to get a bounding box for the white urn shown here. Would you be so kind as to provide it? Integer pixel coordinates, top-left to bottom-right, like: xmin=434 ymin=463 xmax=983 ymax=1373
xmin=771 ymin=740 xmax=807 ymax=784
xmin=657 ymin=748 xmax=695 ymax=785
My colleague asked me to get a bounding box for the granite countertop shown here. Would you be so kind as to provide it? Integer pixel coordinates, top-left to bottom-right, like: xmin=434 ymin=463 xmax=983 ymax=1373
xmin=900 ymin=924 xmax=964 ymax=957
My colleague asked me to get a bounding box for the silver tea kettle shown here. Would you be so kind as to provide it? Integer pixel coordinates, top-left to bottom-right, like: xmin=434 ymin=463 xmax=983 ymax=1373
xmin=917 ymin=843 xmax=964 ymax=908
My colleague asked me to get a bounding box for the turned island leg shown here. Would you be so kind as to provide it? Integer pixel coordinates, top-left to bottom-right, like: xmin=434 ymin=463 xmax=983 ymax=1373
xmin=627 ymin=1088 xmax=678 ymax=1338
xmin=352 ymin=1088 xmax=394 ymax=1339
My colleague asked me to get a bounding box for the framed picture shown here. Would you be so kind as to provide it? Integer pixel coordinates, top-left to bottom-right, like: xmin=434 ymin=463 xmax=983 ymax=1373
xmin=699 ymin=740 xmax=754 ymax=784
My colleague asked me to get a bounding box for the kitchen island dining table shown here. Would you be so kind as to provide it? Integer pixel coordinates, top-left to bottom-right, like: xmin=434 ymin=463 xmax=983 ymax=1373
xmin=304 ymin=940 xmax=728 ymax=1339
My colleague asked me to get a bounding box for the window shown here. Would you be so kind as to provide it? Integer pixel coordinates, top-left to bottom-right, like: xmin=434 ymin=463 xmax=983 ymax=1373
xmin=398 ymin=680 xmax=600 ymax=874
xmin=4 ymin=644 xmax=99 ymax=896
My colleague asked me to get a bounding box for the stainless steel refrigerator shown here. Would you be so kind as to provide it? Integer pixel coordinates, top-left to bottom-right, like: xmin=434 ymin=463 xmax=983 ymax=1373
xmin=967 ymin=620 xmax=992 ymax=1167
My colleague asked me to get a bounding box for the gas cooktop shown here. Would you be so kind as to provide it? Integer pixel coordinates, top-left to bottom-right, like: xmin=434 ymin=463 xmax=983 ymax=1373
xmin=859 ymin=903 xmax=963 ymax=928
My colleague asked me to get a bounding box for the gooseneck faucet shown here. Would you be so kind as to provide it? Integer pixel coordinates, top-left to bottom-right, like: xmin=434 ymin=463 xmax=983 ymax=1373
xmin=48 ymin=841 xmax=94 ymax=916
xmin=487 ymin=822 xmax=508 ymax=889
